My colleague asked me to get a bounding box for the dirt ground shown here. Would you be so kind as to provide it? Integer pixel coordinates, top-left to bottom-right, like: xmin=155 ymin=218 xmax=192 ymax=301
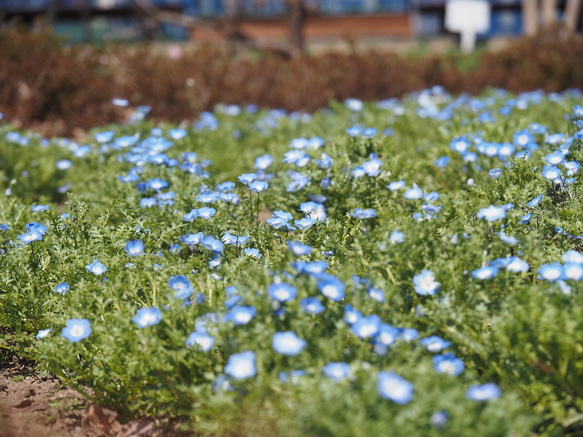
xmin=0 ymin=357 xmax=188 ymax=437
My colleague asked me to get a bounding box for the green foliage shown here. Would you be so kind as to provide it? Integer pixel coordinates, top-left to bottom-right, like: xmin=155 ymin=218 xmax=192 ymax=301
xmin=1 ymin=88 xmax=583 ymax=435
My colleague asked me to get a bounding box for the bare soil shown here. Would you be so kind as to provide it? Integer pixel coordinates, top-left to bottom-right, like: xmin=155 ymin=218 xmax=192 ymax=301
xmin=0 ymin=357 xmax=191 ymax=437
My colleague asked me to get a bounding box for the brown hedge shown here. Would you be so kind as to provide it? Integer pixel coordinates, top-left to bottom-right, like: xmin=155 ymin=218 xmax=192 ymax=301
xmin=1 ymin=27 xmax=582 ymax=137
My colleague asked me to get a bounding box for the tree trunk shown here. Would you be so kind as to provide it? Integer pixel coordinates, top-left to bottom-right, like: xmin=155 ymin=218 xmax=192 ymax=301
xmin=288 ymin=0 xmax=306 ymax=57
xmin=564 ymin=0 xmax=582 ymax=32
xmin=542 ymin=0 xmax=558 ymax=27
xmin=523 ymin=0 xmax=538 ymax=36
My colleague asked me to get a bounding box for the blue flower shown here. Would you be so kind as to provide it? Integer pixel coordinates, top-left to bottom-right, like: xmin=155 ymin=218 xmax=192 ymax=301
xmin=466 ymin=383 xmax=501 ymax=401
xmin=268 ymin=282 xmax=297 ymax=302
xmin=433 ymin=353 xmax=465 ymax=375
xmin=389 ymin=230 xmax=405 ymax=244
xmin=387 ymin=180 xmax=405 ymax=191
xmin=95 ymin=131 xmax=115 ymax=143
xmin=300 ymin=297 xmax=325 ymax=314
xmin=477 ymin=205 xmax=506 ymax=222
xmin=86 ymin=259 xmax=107 ymax=276
xmin=238 ymin=173 xmax=257 ymax=185
xmin=489 ymin=168 xmax=502 ymax=179
xmin=344 ymin=98 xmax=363 ymax=111
xmin=350 ymin=208 xmax=377 ymax=219
xmin=36 ymin=328 xmax=52 ymax=339
xmin=294 ymin=217 xmax=316 ymax=230
xmin=472 ymin=266 xmax=498 ymax=280
xmin=363 ymin=127 xmax=377 ymax=138
xmin=545 ymin=152 xmax=565 ymax=166
xmin=368 ymin=287 xmax=385 ymax=303
xmin=542 ymin=165 xmax=561 ymax=181
xmin=413 ymin=270 xmax=440 ymax=295
xmin=400 ymin=328 xmax=419 ymax=342
xmin=18 ymin=229 xmax=43 ymax=244
xmin=318 ymin=277 xmax=345 ymax=301
xmin=434 ymin=156 xmax=449 ymax=168
xmin=323 ymin=362 xmax=351 ymax=381
xmin=61 ymin=318 xmax=91 ymax=343
xmin=344 ymin=304 xmax=362 ymax=325
xmin=222 ymin=232 xmax=249 ymax=247
xmin=169 ymin=275 xmax=194 ymax=299
xmin=377 ymin=372 xmax=413 ymax=404
xmin=124 ymin=240 xmax=145 ymax=256
xmin=140 ymin=197 xmax=157 ymax=208
xmin=279 ymin=370 xmax=306 ymax=384
xmin=248 ymin=180 xmax=269 ymax=192
xmin=226 ymin=306 xmax=256 ymax=325
xmin=272 ymin=331 xmax=307 ymax=356
xmin=54 ymin=282 xmax=69 ymax=295
xmin=498 ymin=230 xmax=518 ymax=245
xmin=224 ymin=351 xmax=257 ymax=380
xmin=506 ymin=257 xmax=530 ymax=273
xmin=31 ymin=204 xmax=50 ymax=213
xmin=346 ymin=126 xmax=362 ymax=137
xmin=374 ymin=324 xmax=400 ymax=346
xmin=403 ymin=185 xmax=423 ymax=200
xmin=146 ymin=178 xmax=168 ymax=191
xmin=185 ymin=331 xmax=214 ymax=352
xmin=287 ymin=171 xmax=310 ymax=192
xmin=351 ymin=315 xmax=381 ymax=338
xmin=169 ymin=244 xmax=181 ymax=254
xmin=362 ymin=158 xmax=382 ymax=177
xmin=254 ymin=154 xmax=274 ymax=170
xmin=243 ymin=248 xmax=262 ymax=259
xmin=420 ymin=335 xmax=450 ymax=352
xmin=293 ymin=260 xmax=328 ymax=275
xmin=197 ymin=207 xmax=217 ymax=220
xmin=431 ymin=410 xmax=449 ymax=427
xmin=288 ymin=241 xmax=312 ymax=256
xmin=132 ymin=307 xmax=162 ymax=328
xmin=538 ymin=262 xmax=564 ymax=282
xmin=201 ymin=236 xmax=224 ymax=253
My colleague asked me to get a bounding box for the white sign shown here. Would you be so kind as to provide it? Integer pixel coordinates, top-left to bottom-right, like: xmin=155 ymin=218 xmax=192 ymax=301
xmin=445 ymin=0 xmax=491 ymax=52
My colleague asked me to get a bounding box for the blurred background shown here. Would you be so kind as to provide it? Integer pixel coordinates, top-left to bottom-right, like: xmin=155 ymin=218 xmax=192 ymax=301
xmin=0 ymin=0 xmax=582 ymax=138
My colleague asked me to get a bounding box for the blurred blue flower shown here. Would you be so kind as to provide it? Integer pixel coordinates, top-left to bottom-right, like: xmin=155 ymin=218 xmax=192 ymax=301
xmin=323 ymin=362 xmax=351 ymax=381
xmin=36 ymin=328 xmax=52 ymax=339
xmin=61 ymin=319 xmax=91 ymax=343
xmin=124 ymin=240 xmax=145 ymax=257
xmin=433 ymin=353 xmax=465 ymax=375
xmin=186 ymin=331 xmax=214 ymax=352
xmin=477 ymin=205 xmax=506 ymax=222
xmin=132 ymin=307 xmax=162 ymax=328
xmin=403 ymin=186 xmax=423 ymax=200
xmin=268 ymin=282 xmax=297 ymax=302
xmin=226 ymin=306 xmax=256 ymax=325
xmin=54 ymin=282 xmax=69 ymax=295
xmin=472 ymin=266 xmax=499 ymax=280
xmin=300 ymin=297 xmax=325 ymax=314
xmin=351 ymin=315 xmax=381 ymax=338
xmin=413 ymin=270 xmax=440 ymax=295
xmin=288 ymin=241 xmax=312 ymax=256
xmin=169 ymin=275 xmax=193 ymax=299
xmin=225 ymin=351 xmax=257 ymax=380
xmin=377 ymin=372 xmax=414 ymax=405
xmin=538 ymin=262 xmax=564 ymax=282
xmin=420 ymin=335 xmax=450 ymax=352
xmin=272 ymin=331 xmax=307 ymax=356
xmin=344 ymin=304 xmax=362 ymax=325
xmin=86 ymin=259 xmax=107 ymax=276
xmin=466 ymin=383 xmax=501 ymax=401
xmin=249 ymin=180 xmax=269 ymax=192
xmin=318 ymin=277 xmax=345 ymax=301
xmin=350 ymin=208 xmax=377 ymax=219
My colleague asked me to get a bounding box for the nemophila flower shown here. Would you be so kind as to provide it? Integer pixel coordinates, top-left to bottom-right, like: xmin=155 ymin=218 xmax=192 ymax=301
xmin=272 ymin=331 xmax=307 ymax=356
xmin=226 ymin=306 xmax=256 ymax=325
xmin=527 ymin=194 xmax=543 ymax=208
xmin=268 ymin=282 xmax=297 ymax=302
xmin=18 ymin=228 xmax=43 ymax=244
xmin=238 ymin=173 xmax=257 ymax=185
xmin=477 ymin=205 xmax=506 ymax=222
xmin=420 ymin=335 xmax=451 ymax=352
xmin=146 ymin=178 xmax=168 ymax=191
xmin=542 ymin=165 xmax=561 ymax=181
xmin=563 ymin=262 xmax=583 ymax=280
xmin=413 ymin=270 xmax=440 ymax=296
xmin=400 ymin=328 xmax=419 ymax=342
xmin=466 ymin=383 xmax=501 ymax=401
xmin=377 ymin=372 xmax=413 ymax=404
xmin=56 ymin=159 xmax=73 ymax=170
xmin=565 ymin=160 xmax=580 ymax=175
xmin=433 ymin=353 xmax=465 ymax=375
xmin=352 ymin=315 xmax=381 ymax=338
xmin=545 ymin=152 xmax=565 ymax=166
xmin=318 ymin=277 xmax=345 ymax=301
xmin=368 ymin=287 xmax=386 ymax=303
xmin=403 ymin=185 xmax=423 ymax=200
xmin=563 ymin=250 xmax=583 ymax=264
xmin=350 ymin=208 xmax=377 ymax=219
xmin=389 ymin=230 xmax=405 ymax=244
xmin=222 ymin=232 xmax=249 ymax=247
xmin=363 ymin=127 xmax=378 ymax=138
xmin=323 ymin=362 xmax=351 ymax=382
xmin=538 ymin=262 xmax=564 ymax=282
xmin=434 ymin=156 xmax=449 ymax=168
xmin=169 ymin=244 xmax=181 ymax=254
xmin=243 ymin=248 xmax=262 ymax=259
xmin=133 ymin=307 xmax=162 ymax=328
xmin=489 ymin=168 xmax=502 ymax=179
xmin=472 ymin=266 xmax=499 ymax=280
xmin=86 ymin=259 xmax=107 ymax=276
xmin=140 ymin=197 xmax=157 ymax=208
xmin=95 ymin=131 xmax=114 ymax=143
xmin=169 ymin=275 xmax=193 ymax=300
xmin=293 ymin=260 xmax=329 ymax=275
xmin=124 ymin=240 xmax=145 ymax=257
xmin=288 ymin=241 xmax=312 ymax=256
xmin=300 ymin=297 xmax=325 ymax=314
xmin=201 ymin=236 xmax=224 ymax=253
xmin=345 ymin=98 xmax=363 ymax=111
xmin=283 ymin=149 xmax=310 ymax=167
xmin=267 ymin=210 xmax=294 ymax=230
xmin=254 ymin=154 xmax=274 ymax=170
xmin=387 ymin=180 xmax=405 ymax=191
xmin=224 ymin=351 xmax=257 ymax=380
xmin=498 ymin=230 xmax=518 ymax=245
xmin=294 ymin=217 xmax=316 ymax=230
xmin=112 ymin=97 xmax=128 ymax=107
xmin=344 ymin=304 xmax=362 ymax=325
xmin=36 ymin=328 xmax=51 ymax=339
xmin=186 ymin=330 xmax=214 ymax=352
xmin=374 ymin=324 xmax=400 ymax=346
xmin=31 ymin=204 xmax=50 ymax=212
xmin=346 ymin=126 xmax=362 ymax=137
xmin=248 ymin=180 xmax=268 ymax=192
xmin=450 ymin=136 xmax=471 ymax=154
xmin=180 ymin=232 xmax=204 ymax=245
xmin=54 ymin=282 xmax=69 ymax=295
xmin=0 ymin=224 xmax=9 ymax=231
xmin=198 ymin=207 xmax=217 ymax=220
xmin=61 ymin=319 xmax=91 ymax=343
xmin=197 ymin=191 xmax=218 ymax=203
xmin=506 ymin=257 xmax=530 ymax=273
xmin=287 ymin=171 xmax=310 ymax=192
xmin=362 ymin=158 xmax=382 ymax=176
